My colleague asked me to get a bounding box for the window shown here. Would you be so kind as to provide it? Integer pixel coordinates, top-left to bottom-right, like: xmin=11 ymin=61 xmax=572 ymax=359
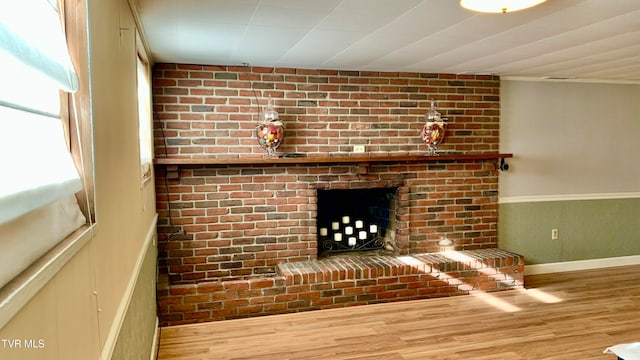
xmin=0 ymin=0 xmax=93 ymax=317
xmin=137 ymin=41 xmax=153 ymax=179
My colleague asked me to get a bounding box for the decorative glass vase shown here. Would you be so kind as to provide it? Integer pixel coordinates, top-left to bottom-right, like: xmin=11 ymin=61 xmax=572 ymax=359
xmin=255 ymin=97 xmax=284 ymax=157
xmin=420 ymin=100 xmax=446 ymax=155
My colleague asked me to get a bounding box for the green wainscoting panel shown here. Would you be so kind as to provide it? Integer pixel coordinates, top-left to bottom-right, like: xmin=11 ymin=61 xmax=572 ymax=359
xmin=499 ymin=198 xmax=640 ymax=264
xmin=111 ymin=239 xmax=158 ymax=360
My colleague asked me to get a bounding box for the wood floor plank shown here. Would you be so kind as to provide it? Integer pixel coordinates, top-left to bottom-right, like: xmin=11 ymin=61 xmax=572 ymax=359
xmin=158 ymin=265 xmax=640 ymax=359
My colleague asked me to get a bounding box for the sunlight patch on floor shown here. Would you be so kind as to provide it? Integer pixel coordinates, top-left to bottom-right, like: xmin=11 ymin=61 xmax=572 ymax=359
xmin=471 ymin=291 xmax=522 ymax=312
xmin=519 ymin=287 xmax=563 ymax=303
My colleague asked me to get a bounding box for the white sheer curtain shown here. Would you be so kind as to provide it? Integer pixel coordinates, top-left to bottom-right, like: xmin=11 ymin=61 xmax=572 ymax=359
xmin=0 ymin=0 xmax=86 ymax=289
xmin=0 ymin=0 xmax=81 ymax=223
xmin=0 ymin=0 xmax=78 ymax=94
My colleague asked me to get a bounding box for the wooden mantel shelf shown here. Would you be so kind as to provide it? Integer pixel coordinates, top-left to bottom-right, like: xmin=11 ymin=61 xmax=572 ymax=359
xmin=155 ymin=152 xmax=513 ymax=166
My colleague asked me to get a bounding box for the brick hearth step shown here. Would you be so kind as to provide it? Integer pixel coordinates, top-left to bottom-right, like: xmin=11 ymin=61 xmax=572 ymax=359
xmin=277 ymin=248 xmax=523 ymax=289
xmin=158 ymin=248 xmax=524 ymax=325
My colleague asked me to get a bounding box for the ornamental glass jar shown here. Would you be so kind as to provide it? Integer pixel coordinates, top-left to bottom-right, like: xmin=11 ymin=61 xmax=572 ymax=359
xmin=255 ymin=97 xmax=284 ymax=157
xmin=420 ymin=100 xmax=446 ymax=155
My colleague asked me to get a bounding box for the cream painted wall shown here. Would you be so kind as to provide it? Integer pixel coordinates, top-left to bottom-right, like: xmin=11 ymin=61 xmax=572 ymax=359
xmin=0 ymin=0 xmax=157 ymax=359
xmin=500 ymin=79 xmax=640 ymax=199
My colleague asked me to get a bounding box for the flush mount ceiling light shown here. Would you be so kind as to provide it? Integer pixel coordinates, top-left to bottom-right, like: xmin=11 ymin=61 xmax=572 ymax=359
xmin=460 ymin=0 xmax=546 ymax=13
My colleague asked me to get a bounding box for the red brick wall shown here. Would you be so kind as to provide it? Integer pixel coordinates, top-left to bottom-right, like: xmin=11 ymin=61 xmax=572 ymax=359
xmin=153 ymin=65 xmax=501 ymax=284
xmin=153 ymin=64 xmax=500 ymax=158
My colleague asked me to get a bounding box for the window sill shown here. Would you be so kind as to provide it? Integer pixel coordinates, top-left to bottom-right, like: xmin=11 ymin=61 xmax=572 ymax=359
xmin=0 ymin=223 xmax=96 ymax=329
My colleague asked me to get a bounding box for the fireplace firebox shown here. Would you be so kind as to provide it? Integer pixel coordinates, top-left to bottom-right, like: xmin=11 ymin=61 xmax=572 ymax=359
xmin=316 ymin=187 xmax=398 ymax=257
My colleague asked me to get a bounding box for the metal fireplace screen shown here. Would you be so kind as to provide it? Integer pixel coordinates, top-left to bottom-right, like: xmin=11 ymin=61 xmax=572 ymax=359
xmin=316 ymin=187 xmax=397 ymax=256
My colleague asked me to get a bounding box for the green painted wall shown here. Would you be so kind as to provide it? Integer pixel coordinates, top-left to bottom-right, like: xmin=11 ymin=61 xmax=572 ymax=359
xmin=499 ymin=198 xmax=640 ymax=264
xmin=111 ymin=240 xmax=157 ymax=360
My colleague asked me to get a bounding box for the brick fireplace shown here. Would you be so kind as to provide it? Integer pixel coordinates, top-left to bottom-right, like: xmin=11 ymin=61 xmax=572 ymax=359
xmin=153 ymin=65 xmax=523 ymax=325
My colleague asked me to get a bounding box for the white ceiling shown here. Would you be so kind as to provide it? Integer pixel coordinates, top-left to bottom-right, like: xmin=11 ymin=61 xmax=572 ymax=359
xmin=134 ymin=0 xmax=640 ymax=82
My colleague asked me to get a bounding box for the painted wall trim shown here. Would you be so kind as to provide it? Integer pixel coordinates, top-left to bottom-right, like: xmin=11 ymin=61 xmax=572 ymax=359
xmin=524 ymin=255 xmax=640 ymax=276
xmin=501 ymin=76 xmax=640 ymax=85
xmin=150 ymin=317 xmax=159 ymax=360
xmin=499 ymin=192 xmax=640 ymax=204
xmin=101 ymin=214 xmax=157 ymax=360
xmin=126 ymin=0 xmax=153 ymax=64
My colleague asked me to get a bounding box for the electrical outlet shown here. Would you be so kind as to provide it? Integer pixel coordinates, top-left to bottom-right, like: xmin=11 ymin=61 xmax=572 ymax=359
xmin=353 ymin=145 xmax=365 ymax=153
xmin=551 ymin=228 xmax=559 ymax=240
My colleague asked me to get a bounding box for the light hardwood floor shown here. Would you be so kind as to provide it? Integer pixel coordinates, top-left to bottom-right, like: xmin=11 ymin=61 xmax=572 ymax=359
xmin=157 ymin=265 xmax=640 ymax=359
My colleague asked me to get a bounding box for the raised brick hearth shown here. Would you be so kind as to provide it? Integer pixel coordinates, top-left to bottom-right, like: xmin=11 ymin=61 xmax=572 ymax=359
xmin=157 ymin=249 xmax=524 ymax=325
xmin=153 ymin=65 xmax=514 ymax=325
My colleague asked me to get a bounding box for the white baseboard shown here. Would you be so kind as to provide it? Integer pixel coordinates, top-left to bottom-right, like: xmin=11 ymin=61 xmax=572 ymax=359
xmin=525 ymin=255 xmax=640 ymax=276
